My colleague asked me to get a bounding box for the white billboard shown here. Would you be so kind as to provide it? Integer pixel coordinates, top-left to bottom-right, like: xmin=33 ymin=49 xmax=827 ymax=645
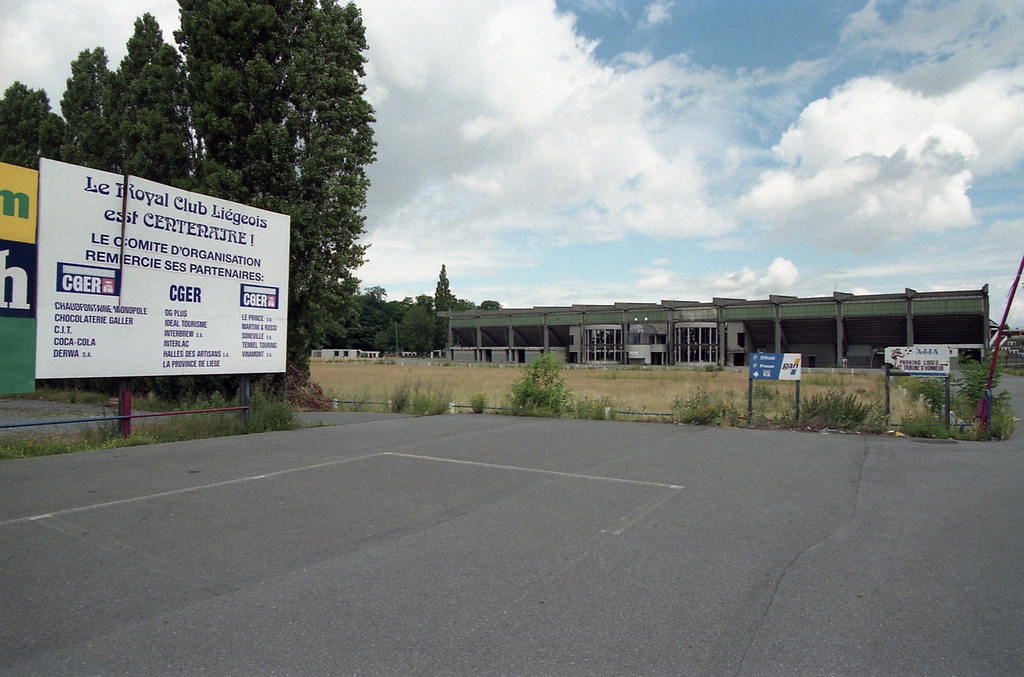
xmin=35 ymin=159 xmax=290 ymax=378
xmin=884 ymin=345 xmax=952 ymax=377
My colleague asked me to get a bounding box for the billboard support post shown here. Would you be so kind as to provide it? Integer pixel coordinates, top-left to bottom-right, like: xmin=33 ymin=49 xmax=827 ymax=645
xmin=884 ymin=345 xmax=953 ymax=429
xmin=945 ymin=376 xmax=951 ymax=430
xmin=239 ymin=375 xmax=250 ymax=427
xmin=884 ymin=363 xmax=891 ymax=416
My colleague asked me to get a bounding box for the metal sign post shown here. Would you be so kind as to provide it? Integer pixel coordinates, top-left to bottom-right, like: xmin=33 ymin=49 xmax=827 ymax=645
xmin=884 ymin=345 xmax=953 ymax=429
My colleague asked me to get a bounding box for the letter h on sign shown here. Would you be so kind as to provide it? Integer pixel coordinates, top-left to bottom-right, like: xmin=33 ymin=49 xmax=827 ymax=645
xmin=1 ymin=248 xmax=30 ymax=311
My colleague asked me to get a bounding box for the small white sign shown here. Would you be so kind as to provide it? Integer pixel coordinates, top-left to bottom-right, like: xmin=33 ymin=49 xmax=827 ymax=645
xmin=884 ymin=345 xmax=952 ymax=376
xmin=35 ymin=159 xmax=290 ymax=378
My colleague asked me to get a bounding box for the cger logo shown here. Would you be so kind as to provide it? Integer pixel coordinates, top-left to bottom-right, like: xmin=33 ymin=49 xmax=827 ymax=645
xmin=56 ymin=262 xmax=119 ymax=297
xmin=240 ymin=283 xmax=279 ymax=309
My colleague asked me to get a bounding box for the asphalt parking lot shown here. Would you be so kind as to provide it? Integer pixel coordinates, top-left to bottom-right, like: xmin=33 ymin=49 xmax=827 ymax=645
xmin=2 ymin=380 xmax=1024 ymax=675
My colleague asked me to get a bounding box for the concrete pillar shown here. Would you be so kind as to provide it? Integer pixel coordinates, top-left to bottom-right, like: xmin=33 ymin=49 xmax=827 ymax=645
xmin=581 ymin=311 xmax=587 ymax=364
xmin=906 ymin=288 xmax=916 ymax=345
xmin=621 ymin=310 xmax=629 ymax=365
xmin=774 ymin=303 xmax=782 ymax=353
xmin=982 ymin=284 xmax=990 ymax=359
xmin=716 ymin=306 xmax=726 ymax=367
xmin=508 ymin=316 xmax=514 ymax=362
xmin=836 ymin=299 xmax=844 ymax=367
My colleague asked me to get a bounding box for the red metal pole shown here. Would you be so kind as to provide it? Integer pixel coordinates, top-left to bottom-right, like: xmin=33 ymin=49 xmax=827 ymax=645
xmin=980 ymin=250 xmax=1024 ymax=430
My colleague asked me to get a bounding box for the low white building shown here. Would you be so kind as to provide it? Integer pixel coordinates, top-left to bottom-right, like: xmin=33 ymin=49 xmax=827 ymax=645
xmin=313 ymin=348 xmax=381 ymax=360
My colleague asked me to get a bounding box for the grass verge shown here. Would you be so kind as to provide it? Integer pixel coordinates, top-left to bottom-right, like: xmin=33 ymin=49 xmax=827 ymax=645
xmin=0 ymin=387 xmax=297 ymax=461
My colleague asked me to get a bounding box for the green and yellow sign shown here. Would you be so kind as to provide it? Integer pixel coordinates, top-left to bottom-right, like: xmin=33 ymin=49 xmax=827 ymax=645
xmin=0 ymin=162 xmax=37 ymax=393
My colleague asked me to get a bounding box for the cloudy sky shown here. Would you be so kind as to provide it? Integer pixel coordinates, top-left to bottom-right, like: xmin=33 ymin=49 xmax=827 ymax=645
xmin=3 ymin=0 xmax=1024 ymax=324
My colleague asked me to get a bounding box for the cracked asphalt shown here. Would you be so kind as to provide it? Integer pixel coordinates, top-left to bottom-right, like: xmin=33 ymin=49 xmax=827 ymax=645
xmin=1 ymin=377 xmax=1023 ymax=675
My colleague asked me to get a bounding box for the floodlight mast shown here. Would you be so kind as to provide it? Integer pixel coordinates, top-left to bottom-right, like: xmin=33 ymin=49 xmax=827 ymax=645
xmin=979 ymin=248 xmax=1024 ymax=431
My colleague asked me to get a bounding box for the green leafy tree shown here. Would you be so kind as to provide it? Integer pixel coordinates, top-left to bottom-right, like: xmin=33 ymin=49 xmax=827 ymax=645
xmin=0 ymin=83 xmax=64 ymax=168
xmin=111 ymin=13 xmax=193 ymax=185
xmin=400 ymin=304 xmax=436 ymax=355
xmin=509 ymin=353 xmax=570 ymax=414
xmin=60 ymin=48 xmax=119 ymax=171
xmin=399 ymin=295 xmax=436 ymax=354
xmin=479 ymin=300 xmax=502 ymax=310
xmin=324 ymin=285 xmax=400 ymax=350
xmin=366 ymin=297 xmax=410 ymax=353
xmin=177 ymin=0 xmax=376 ymax=373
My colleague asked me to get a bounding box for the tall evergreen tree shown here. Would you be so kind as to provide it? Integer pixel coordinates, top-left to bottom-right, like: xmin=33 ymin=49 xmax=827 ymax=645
xmin=434 ymin=265 xmax=456 ymax=312
xmin=177 ymin=0 xmax=376 ymax=372
xmin=60 ymin=48 xmax=119 ymax=171
xmin=0 ymin=83 xmax=64 ymax=168
xmin=434 ymin=264 xmax=456 ymax=350
xmin=111 ymin=13 xmax=193 ymax=186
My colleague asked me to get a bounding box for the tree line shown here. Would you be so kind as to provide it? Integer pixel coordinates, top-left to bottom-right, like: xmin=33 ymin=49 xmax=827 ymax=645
xmin=0 ymin=1 xmax=375 ymax=378
xmin=330 ymin=264 xmax=501 ymax=355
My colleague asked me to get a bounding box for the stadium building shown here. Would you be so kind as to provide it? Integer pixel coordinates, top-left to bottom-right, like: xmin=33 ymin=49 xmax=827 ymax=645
xmin=440 ymin=287 xmax=990 ymax=369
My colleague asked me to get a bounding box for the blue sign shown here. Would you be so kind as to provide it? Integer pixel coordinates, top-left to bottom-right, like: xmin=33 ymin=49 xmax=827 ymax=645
xmin=749 ymin=353 xmax=802 ymax=381
xmin=239 ymin=283 xmax=279 ymax=310
xmin=56 ymin=262 xmax=120 ymax=297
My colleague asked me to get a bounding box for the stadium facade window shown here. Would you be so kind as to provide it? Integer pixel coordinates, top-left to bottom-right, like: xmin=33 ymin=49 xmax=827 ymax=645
xmin=674 ymin=324 xmax=718 ymax=364
xmin=586 ymin=327 xmax=622 ymax=363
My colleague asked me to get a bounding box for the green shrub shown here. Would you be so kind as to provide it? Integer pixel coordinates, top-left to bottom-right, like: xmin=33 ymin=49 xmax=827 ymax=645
xmin=898 ymin=416 xmax=955 ymax=439
xmin=801 ymin=391 xmax=879 ymax=431
xmin=469 ymin=392 xmax=488 ymax=414
xmin=900 ymin=376 xmax=946 ymax=416
xmin=984 ymin=405 xmax=1015 ymax=440
xmin=389 ymin=383 xmax=411 ymax=413
xmin=508 ymin=353 xmax=570 ymax=415
xmin=410 ymin=388 xmax=452 ymax=416
xmin=753 ymin=382 xmax=780 ymax=401
xmin=672 ymin=388 xmax=739 ymax=426
xmin=246 ymin=387 xmax=296 ymax=433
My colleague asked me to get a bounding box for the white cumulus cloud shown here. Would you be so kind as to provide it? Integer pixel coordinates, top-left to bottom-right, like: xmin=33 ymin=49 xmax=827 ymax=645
xmin=740 ymin=70 xmax=1024 ymax=249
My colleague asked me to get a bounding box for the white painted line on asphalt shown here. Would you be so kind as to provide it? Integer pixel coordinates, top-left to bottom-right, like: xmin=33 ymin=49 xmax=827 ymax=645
xmin=0 ymin=452 xmax=386 ymax=527
xmin=385 ymin=452 xmax=686 ymax=490
xmin=601 ymin=490 xmax=678 ymax=535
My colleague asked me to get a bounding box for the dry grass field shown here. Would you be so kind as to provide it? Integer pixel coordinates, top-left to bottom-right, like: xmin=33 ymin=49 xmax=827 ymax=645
xmin=310 ymin=359 xmax=889 ymax=418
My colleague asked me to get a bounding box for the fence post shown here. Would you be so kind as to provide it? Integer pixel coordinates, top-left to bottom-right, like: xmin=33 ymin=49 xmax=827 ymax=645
xmin=118 ymin=377 xmax=131 ymax=439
